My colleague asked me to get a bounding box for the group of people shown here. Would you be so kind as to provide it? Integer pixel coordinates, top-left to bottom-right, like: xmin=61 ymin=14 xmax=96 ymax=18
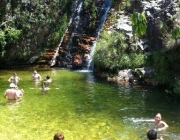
xmin=145 ymin=113 xmax=169 ymax=140
xmin=31 ymin=70 xmax=52 ymax=93
xmin=53 ymin=113 xmax=168 ymax=140
xmin=4 ymin=71 xmax=169 ymax=140
xmin=4 ymin=70 xmax=52 ymax=100
xmin=4 ymin=72 xmax=24 ymax=100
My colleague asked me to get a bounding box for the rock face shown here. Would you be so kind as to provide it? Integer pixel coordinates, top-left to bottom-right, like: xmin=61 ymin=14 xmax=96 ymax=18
xmin=52 ymin=0 xmax=179 ymax=75
xmin=118 ymin=69 xmax=134 ymax=82
xmin=51 ymin=0 xmax=111 ymax=69
xmin=108 ymin=0 xmax=179 ymax=51
xmin=102 ymin=0 xmax=179 ymax=85
xmin=107 ymin=67 xmax=154 ymax=85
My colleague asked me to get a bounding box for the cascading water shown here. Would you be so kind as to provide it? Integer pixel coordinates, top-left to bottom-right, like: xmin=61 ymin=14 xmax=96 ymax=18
xmin=50 ymin=0 xmax=83 ymax=67
xmin=87 ymin=0 xmax=112 ymax=70
xmin=66 ymin=0 xmax=84 ymax=51
xmin=94 ymin=0 xmax=112 ymax=39
xmin=50 ymin=0 xmax=112 ymax=70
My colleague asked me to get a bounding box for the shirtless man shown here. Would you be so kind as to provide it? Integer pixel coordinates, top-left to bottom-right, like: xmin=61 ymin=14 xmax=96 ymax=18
xmin=8 ymin=72 xmax=21 ymax=85
xmin=31 ymin=70 xmax=42 ymax=81
xmin=4 ymin=83 xmax=19 ymax=100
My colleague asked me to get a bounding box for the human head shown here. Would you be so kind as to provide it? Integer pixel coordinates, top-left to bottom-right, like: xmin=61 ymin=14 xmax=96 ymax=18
xmin=147 ymin=129 xmax=157 ymax=140
xmin=34 ymin=70 xmax=37 ymax=74
xmin=54 ymin=132 xmax=64 ymax=140
xmin=13 ymin=72 xmax=17 ymax=76
xmin=10 ymin=83 xmax=16 ymax=88
xmin=15 ymin=84 xmax=18 ymax=89
xmin=46 ymin=75 xmax=50 ymax=79
xmin=154 ymin=113 xmax=162 ymax=121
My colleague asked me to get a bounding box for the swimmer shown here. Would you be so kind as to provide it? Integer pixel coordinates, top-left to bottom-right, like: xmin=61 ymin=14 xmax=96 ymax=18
xmin=15 ymin=85 xmax=24 ymax=98
xmin=4 ymin=83 xmax=19 ymax=100
xmin=8 ymin=72 xmax=21 ymax=85
xmin=154 ymin=113 xmax=168 ymax=131
xmin=41 ymin=82 xmax=50 ymax=93
xmin=44 ymin=75 xmax=52 ymax=84
xmin=41 ymin=75 xmax=52 ymax=93
xmin=54 ymin=132 xmax=64 ymax=140
xmin=147 ymin=129 xmax=163 ymax=140
xmin=134 ymin=113 xmax=168 ymax=131
xmin=31 ymin=70 xmax=42 ymax=81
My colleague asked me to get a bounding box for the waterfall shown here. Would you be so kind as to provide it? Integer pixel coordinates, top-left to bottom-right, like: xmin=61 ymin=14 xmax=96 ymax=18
xmin=87 ymin=0 xmax=112 ymax=70
xmin=50 ymin=0 xmax=83 ymax=67
xmin=66 ymin=0 xmax=83 ymax=51
xmin=95 ymin=0 xmax=112 ymax=39
xmin=50 ymin=0 xmax=112 ymax=70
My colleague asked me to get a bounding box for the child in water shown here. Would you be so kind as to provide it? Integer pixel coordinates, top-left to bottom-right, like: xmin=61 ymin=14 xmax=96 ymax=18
xmin=41 ymin=75 xmax=52 ymax=93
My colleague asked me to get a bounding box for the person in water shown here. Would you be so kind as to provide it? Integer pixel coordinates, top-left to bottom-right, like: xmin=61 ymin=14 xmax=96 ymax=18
xmin=153 ymin=113 xmax=168 ymax=131
xmin=31 ymin=70 xmax=42 ymax=81
xmin=44 ymin=75 xmax=52 ymax=84
xmin=8 ymin=72 xmax=21 ymax=85
xmin=41 ymin=75 xmax=52 ymax=93
xmin=134 ymin=113 xmax=168 ymax=131
xmin=53 ymin=132 xmax=64 ymax=140
xmin=15 ymin=85 xmax=24 ymax=98
xmin=4 ymin=83 xmax=19 ymax=100
xmin=147 ymin=129 xmax=163 ymax=140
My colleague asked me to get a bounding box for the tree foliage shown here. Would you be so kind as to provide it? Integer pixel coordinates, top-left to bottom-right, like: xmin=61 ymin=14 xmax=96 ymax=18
xmin=172 ymin=27 xmax=180 ymax=40
xmin=0 ymin=0 xmax=73 ymax=64
xmin=131 ymin=12 xmax=147 ymax=37
xmin=94 ymin=31 xmax=146 ymax=72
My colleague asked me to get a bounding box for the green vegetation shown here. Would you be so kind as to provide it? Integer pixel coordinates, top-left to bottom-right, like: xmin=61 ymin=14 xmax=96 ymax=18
xmin=1 ymin=0 xmax=180 ymax=96
xmin=150 ymin=47 xmax=180 ymax=95
xmin=172 ymin=27 xmax=180 ymax=40
xmin=94 ymin=31 xmax=146 ymax=73
xmin=0 ymin=0 xmax=73 ymax=65
xmin=83 ymin=0 xmax=98 ymax=29
xmin=131 ymin=12 xmax=147 ymax=38
xmin=94 ymin=0 xmax=180 ymax=96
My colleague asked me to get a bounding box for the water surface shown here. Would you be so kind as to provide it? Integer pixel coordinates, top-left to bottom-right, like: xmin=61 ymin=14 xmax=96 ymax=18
xmin=0 ymin=68 xmax=180 ymax=140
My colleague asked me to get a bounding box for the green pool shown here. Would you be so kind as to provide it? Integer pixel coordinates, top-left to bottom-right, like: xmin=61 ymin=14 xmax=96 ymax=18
xmin=0 ymin=68 xmax=180 ymax=140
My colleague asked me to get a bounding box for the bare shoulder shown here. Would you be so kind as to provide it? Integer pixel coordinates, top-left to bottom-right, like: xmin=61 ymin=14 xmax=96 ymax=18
xmin=161 ymin=120 xmax=168 ymax=127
